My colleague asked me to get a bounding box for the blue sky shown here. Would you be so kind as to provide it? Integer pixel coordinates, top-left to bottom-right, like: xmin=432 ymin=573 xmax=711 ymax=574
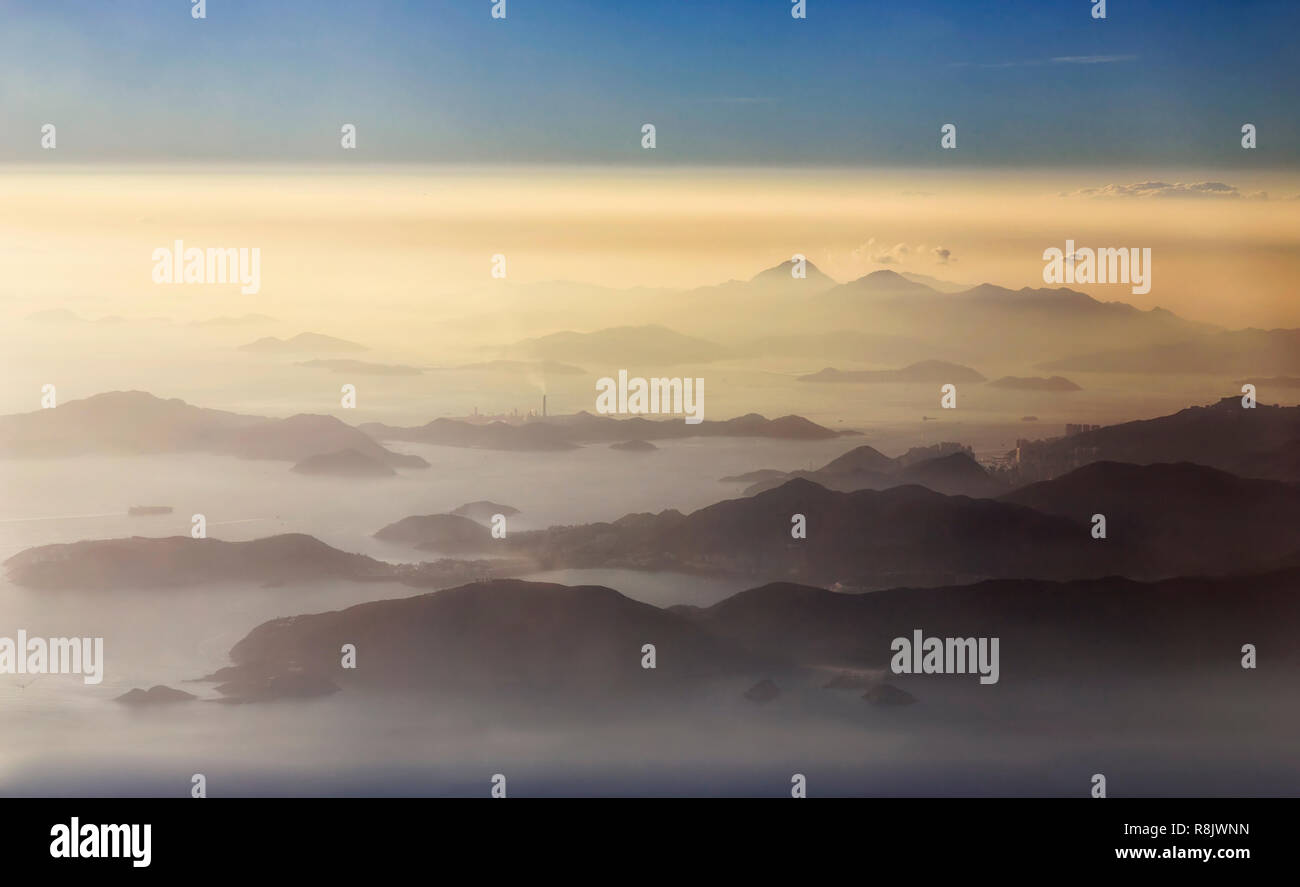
xmin=1 ymin=0 xmax=1296 ymax=165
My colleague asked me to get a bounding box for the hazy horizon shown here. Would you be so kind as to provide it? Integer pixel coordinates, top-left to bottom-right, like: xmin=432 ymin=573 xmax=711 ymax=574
xmin=4 ymin=164 xmax=1299 ymax=335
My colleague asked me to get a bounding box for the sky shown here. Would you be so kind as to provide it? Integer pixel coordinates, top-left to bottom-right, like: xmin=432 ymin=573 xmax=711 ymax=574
xmin=1 ymin=0 xmax=1298 ymax=165
xmin=0 ymin=2 xmax=1297 ymax=332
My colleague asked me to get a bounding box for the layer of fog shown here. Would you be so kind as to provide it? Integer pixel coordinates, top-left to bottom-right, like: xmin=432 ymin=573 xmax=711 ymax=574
xmin=3 ymin=446 xmax=1299 ymax=795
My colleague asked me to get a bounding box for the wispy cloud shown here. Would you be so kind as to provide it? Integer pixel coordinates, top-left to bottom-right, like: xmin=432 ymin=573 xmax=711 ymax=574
xmin=1050 ymin=55 xmax=1138 ymax=64
xmin=1061 ymin=181 xmax=1265 ymax=200
xmin=951 ymin=55 xmax=1137 ymax=69
xmin=688 ymin=96 xmax=777 ymax=104
xmin=857 ymin=240 xmax=909 ymax=265
xmin=852 ymin=238 xmax=955 ymax=266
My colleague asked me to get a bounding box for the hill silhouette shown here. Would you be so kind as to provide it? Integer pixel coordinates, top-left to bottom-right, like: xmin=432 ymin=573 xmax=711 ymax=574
xmin=507 ymin=477 xmax=1104 ymax=588
xmin=1012 ymin=397 xmax=1300 ymax=482
xmin=1001 ymin=461 xmax=1300 ymax=575
xmin=239 ymin=332 xmax=367 ymax=353
xmin=735 ymin=442 xmax=998 ymax=497
xmin=361 ymin=411 xmax=849 ymax=451
xmin=209 ymin=579 xmax=762 ymax=702
xmin=0 ymin=391 xmax=428 ymax=468
xmin=193 ymin=567 xmax=1300 ymax=703
xmin=375 ymin=513 xmax=495 ymax=553
xmin=797 ymin=360 xmax=986 ymax=384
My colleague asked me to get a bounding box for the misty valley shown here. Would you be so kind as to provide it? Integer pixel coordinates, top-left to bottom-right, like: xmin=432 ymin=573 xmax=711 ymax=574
xmin=3 ymin=156 xmax=1300 ymax=798
xmin=2 ymin=330 xmax=1298 ymax=796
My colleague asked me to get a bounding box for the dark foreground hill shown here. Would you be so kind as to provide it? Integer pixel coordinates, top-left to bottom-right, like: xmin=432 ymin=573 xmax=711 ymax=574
xmin=735 ymin=443 xmax=1003 ymax=498
xmin=1012 ymin=397 xmax=1300 ymax=483
xmin=507 ymin=459 xmax=1300 ymax=584
xmin=1001 ymin=461 xmax=1300 ymax=576
xmin=505 ymin=477 xmax=1109 ymax=588
xmin=198 ymin=567 xmax=1300 ymax=702
xmin=672 ymin=568 xmax=1300 ymax=682
xmin=207 ymin=579 xmax=762 ymax=701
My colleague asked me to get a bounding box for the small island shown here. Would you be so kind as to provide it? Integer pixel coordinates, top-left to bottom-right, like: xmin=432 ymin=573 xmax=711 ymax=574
xmin=989 ymin=375 xmax=1082 ymax=391
xmin=610 ymin=439 xmax=657 ymax=452
xmin=798 ymin=360 xmax=986 ymax=384
xmin=291 ymin=448 xmax=397 ymax=477
xmin=116 ymin=685 xmax=196 ymax=705
xmin=374 ymin=513 xmax=494 ymax=552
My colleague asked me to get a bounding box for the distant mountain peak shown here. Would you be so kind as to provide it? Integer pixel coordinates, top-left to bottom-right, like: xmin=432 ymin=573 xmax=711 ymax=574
xmin=862 ymin=269 xmax=909 ymax=282
xmin=831 ymin=269 xmax=941 ymax=298
xmin=750 ymin=258 xmax=836 ymax=286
